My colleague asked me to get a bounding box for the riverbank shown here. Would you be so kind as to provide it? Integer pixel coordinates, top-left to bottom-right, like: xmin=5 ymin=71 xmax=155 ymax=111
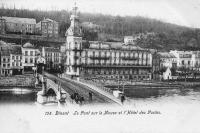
xmin=0 ymin=74 xmax=36 ymax=87
xmin=104 ymin=81 xmax=200 ymax=90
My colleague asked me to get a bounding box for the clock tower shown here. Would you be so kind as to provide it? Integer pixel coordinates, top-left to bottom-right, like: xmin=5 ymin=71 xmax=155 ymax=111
xmin=65 ymin=3 xmax=83 ymax=78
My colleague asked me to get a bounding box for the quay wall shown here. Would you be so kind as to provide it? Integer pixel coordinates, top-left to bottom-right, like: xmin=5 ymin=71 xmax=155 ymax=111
xmin=0 ymin=75 xmax=36 ymax=87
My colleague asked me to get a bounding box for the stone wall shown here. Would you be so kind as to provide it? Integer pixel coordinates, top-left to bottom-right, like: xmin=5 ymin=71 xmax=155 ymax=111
xmin=0 ymin=75 xmax=36 ymax=87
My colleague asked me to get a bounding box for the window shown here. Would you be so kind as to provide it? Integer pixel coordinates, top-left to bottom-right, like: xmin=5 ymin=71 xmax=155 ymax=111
xmin=3 ymin=58 xmax=5 ymax=62
xmin=182 ymin=60 xmax=184 ymax=65
xmin=25 ymin=51 xmax=28 ymax=56
xmin=75 ymin=42 xmax=78 ymax=48
xmin=30 ymin=51 xmax=33 ymax=56
xmin=69 ymin=42 xmax=71 ymax=49
xmin=188 ymin=61 xmax=190 ymax=65
xmin=3 ymin=64 xmax=6 ymax=67
xmin=12 ymin=56 xmax=14 ymax=59
xmin=7 ymin=64 xmax=10 ymax=67
xmin=25 ymin=58 xmax=28 ymax=63
xmin=30 ymin=58 xmax=33 ymax=63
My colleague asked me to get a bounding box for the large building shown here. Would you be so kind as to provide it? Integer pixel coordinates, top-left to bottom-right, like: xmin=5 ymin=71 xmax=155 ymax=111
xmin=65 ymin=5 xmax=152 ymax=81
xmin=36 ymin=18 xmax=59 ymax=37
xmin=2 ymin=16 xmax=36 ymax=34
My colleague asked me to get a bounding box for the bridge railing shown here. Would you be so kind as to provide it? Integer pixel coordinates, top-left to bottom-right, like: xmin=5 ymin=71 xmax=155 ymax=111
xmin=80 ymin=78 xmax=113 ymax=94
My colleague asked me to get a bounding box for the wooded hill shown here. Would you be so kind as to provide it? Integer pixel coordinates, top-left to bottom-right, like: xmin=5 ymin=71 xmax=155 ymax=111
xmin=0 ymin=7 xmax=200 ymax=50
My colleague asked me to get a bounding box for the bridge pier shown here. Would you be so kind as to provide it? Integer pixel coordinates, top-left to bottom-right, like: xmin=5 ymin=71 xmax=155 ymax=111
xmin=37 ymin=75 xmax=68 ymax=105
xmin=37 ymin=76 xmax=48 ymax=104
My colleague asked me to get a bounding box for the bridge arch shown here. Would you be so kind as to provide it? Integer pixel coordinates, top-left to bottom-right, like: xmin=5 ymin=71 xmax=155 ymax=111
xmin=46 ymin=88 xmax=57 ymax=96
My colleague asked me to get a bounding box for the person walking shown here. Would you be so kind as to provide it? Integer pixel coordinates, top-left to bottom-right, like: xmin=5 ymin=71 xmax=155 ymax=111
xmin=80 ymin=96 xmax=85 ymax=105
xmin=121 ymin=94 xmax=125 ymax=104
xmin=89 ymin=92 xmax=93 ymax=101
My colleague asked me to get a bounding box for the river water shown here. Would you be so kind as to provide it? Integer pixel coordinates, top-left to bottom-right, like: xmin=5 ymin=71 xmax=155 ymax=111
xmin=0 ymin=87 xmax=37 ymax=105
xmin=0 ymin=86 xmax=200 ymax=106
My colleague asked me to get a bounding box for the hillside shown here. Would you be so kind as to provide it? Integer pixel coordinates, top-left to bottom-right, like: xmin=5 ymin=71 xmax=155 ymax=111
xmin=0 ymin=7 xmax=200 ymax=50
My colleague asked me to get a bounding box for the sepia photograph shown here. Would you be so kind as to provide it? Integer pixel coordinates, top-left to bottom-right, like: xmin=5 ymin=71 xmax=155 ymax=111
xmin=0 ymin=0 xmax=200 ymax=133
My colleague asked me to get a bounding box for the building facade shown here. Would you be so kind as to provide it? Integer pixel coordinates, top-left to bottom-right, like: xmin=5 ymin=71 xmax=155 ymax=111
xmin=10 ymin=45 xmax=23 ymax=75
xmin=152 ymin=52 xmax=177 ymax=80
xmin=65 ymin=5 xmax=152 ymax=81
xmin=0 ymin=17 xmax=6 ymax=34
xmin=36 ymin=18 xmax=59 ymax=37
xmin=2 ymin=16 xmax=36 ymax=34
xmin=170 ymin=50 xmax=196 ymax=68
xmin=41 ymin=47 xmax=61 ymax=71
xmin=193 ymin=51 xmax=200 ymax=71
xmin=21 ymin=42 xmax=39 ymax=72
xmin=0 ymin=49 xmax=11 ymax=76
xmin=124 ymin=36 xmax=138 ymax=45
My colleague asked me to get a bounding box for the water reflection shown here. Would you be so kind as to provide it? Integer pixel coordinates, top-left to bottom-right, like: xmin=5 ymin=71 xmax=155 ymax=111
xmin=106 ymin=85 xmax=200 ymax=100
xmin=0 ymin=87 xmax=37 ymax=104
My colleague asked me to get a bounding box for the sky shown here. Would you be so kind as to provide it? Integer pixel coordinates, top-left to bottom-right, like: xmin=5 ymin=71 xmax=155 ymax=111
xmin=1 ymin=0 xmax=200 ymax=28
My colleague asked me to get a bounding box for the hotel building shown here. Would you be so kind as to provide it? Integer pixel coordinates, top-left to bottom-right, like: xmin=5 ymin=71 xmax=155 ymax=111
xmin=65 ymin=5 xmax=152 ymax=81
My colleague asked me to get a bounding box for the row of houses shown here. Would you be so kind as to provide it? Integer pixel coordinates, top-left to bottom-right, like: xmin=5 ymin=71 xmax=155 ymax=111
xmin=0 ymin=41 xmax=61 ymax=76
xmin=0 ymin=16 xmax=59 ymax=37
xmin=152 ymin=50 xmax=200 ymax=80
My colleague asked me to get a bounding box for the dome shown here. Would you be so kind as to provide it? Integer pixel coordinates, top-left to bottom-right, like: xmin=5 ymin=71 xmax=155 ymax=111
xmin=23 ymin=42 xmax=34 ymax=48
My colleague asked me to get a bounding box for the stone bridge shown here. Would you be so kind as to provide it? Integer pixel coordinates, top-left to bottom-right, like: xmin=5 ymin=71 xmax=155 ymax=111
xmin=37 ymin=75 xmax=69 ymax=104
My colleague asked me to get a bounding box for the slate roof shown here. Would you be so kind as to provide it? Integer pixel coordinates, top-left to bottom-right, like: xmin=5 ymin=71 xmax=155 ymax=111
xmin=44 ymin=47 xmax=60 ymax=53
xmin=157 ymin=52 xmax=176 ymax=58
xmin=2 ymin=16 xmax=36 ymax=24
xmin=42 ymin=18 xmax=58 ymax=23
xmin=10 ymin=45 xmax=22 ymax=55
xmin=0 ymin=49 xmax=10 ymax=56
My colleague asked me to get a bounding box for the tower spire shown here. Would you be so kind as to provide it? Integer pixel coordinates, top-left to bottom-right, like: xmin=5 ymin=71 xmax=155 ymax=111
xmin=65 ymin=1 xmax=82 ymax=37
xmin=72 ymin=1 xmax=78 ymax=16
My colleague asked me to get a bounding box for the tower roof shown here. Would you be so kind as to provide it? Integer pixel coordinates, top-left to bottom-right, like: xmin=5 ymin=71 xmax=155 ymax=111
xmin=65 ymin=2 xmax=82 ymax=37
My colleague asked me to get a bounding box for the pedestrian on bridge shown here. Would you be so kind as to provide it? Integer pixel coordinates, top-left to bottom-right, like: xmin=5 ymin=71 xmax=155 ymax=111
xmin=89 ymin=92 xmax=93 ymax=102
xmin=70 ymin=94 xmax=75 ymax=103
xmin=121 ymin=95 xmax=125 ymax=104
xmin=74 ymin=92 xmax=79 ymax=104
xmin=80 ymin=96 xmax=85 ymax=105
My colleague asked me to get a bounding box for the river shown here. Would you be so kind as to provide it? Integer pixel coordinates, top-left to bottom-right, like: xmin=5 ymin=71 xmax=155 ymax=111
xmin=0 ymin=87 xmax=37 ymax=105
xmin=0 ymin=86 xmax=200 ymax=106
